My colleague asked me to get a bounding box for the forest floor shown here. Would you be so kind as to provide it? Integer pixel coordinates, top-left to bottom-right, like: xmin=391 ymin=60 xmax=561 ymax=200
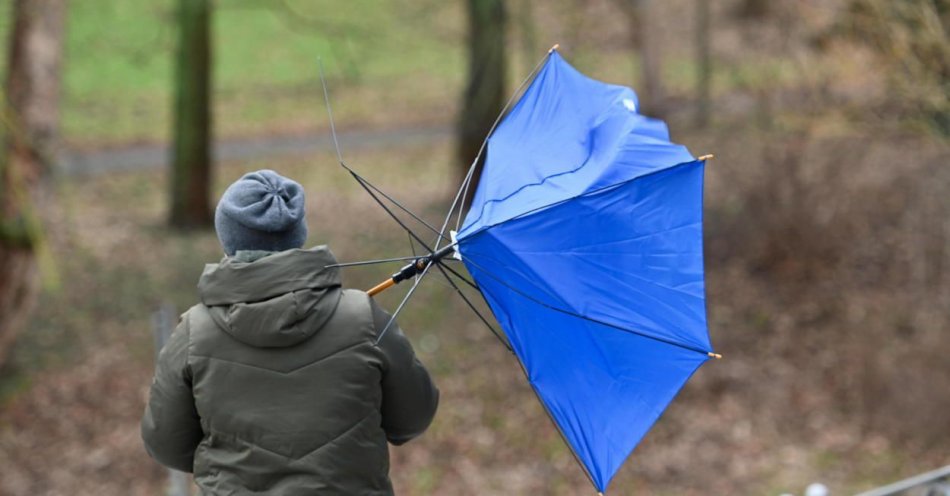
xmin=1 ymin=120 xmax=947 ymax=495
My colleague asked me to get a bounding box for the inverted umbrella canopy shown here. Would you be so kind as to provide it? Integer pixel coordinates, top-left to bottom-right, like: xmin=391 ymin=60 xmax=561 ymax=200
xmin=454 ymin=51 xmax=716 ymax=493
xmin=319 ymin=48 xmax=717 ymax=495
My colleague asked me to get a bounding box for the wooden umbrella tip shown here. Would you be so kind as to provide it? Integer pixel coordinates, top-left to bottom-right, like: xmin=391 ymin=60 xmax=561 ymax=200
xmin=707 ymin=352 xmax=723 ymax=359
xmin=549 ymin=43 xmax=560 ymax=53
xmin=698 ymin=154 xmax=714 ymax=161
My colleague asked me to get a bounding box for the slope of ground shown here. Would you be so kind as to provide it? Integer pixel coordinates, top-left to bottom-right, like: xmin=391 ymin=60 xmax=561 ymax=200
xmin=1 ymin=124 xmax=946 ymax=494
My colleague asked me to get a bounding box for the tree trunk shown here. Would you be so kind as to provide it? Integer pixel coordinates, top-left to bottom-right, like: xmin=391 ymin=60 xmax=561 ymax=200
xmin=0 ymin=0 xmax=67 ymax=370
xmin=169 ymin=0 xmax=213 ymax=228
xmin=736 ymin=0 xmax=770 ymax=19
xmin=457 ymin=0 xmax=507 ymax=208
xmin=517 ymin=0 xmax=537 ymax=77
xmin=695 ymin=0 xmax=712 ymax=127
xmin=621 ymin=0 xmax=664 ymax=117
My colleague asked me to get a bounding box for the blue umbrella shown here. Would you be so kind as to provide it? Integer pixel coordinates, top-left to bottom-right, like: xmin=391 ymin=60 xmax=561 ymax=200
xmin=453 ymin=50 xmax=717 ymax=493
xmin=321 ymin=48 xmax=718 ymax=495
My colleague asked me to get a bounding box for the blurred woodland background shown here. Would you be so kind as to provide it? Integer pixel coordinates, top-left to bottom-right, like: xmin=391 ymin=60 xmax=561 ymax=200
xmin=0 ymin=0 xmax=948 ymax=494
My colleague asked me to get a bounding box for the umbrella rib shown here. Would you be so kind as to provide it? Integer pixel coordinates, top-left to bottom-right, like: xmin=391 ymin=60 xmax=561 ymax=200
xmin=346 ymin=165 xmax=450 ymax=243
xmin=462 ymin=159 xmax=704 ymax=241
xmin=318 ymin=58 xmax=447 ymax=249
xmin=408 ymin=232 xmax=419 ymax=282
xmin=347 ymin=169 xmax=436 ymax=253
xmin=375 ymin=261 xmax=434 ymax=344
xmin=317 ymin=58 xmax=348 ymax=166
xmin=437 ymin=261 xmax=479 ymax=291
xmin=433 ymin=262 xmax=512 ymax=353
xmin=462 ymin=255 xmax=712 ymax=357
xmin=437 ymin=48 xmax=556 ymax=248
xmin=326 ymin=255 xmax=420 ymax=268
xmin=449 ymin=160 xmax=479 ymax=238
xmin=453 ymin=52 xmax=553 ymax=233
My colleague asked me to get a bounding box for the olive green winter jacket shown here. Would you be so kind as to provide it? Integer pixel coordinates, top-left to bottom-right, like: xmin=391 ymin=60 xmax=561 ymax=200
xmin=141 ymin=246 xmax=439 ymax=495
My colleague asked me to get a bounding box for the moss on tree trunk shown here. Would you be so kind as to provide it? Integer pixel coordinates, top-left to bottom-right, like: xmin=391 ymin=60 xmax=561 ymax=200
xmin=0 ymin=0 xmax=66 ymax=370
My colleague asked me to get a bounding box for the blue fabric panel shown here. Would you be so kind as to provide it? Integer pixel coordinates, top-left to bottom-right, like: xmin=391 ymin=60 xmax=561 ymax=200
xmin=461 ymin=161 xmax=710 ymax=353
xmin=469 ymin=261 xmax=708 ymax=491
xmin=460 ymin=52 xmax=695 ymax=238
xmin=454 ymin=52 xmax=714 ymax=493
xmin=458 ymin=163 xmax=711 ymax=491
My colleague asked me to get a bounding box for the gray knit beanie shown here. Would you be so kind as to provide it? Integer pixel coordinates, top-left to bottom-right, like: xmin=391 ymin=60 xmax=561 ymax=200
xmin=214 ymin=169 xmax=308 ymax=256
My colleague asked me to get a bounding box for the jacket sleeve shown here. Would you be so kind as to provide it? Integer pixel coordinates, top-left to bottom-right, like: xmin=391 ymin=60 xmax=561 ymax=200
xmin=141 ymin=314 xmax=203 ymax=472
xmin=372 ymin=298 xmax=440 ymax=446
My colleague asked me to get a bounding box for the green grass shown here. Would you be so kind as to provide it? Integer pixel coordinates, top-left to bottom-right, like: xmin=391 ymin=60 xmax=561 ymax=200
xmin=0 ymin=0 xmax=829 ymax=147
xmin=3 ymin=0 xmax=823 ymax=147
xmin=0 ymin=0 xmax=466 ymax=145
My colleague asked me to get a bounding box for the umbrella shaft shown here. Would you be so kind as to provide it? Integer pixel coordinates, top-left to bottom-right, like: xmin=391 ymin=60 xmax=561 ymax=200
xmin=366 ymin=244 xmax=457 ymax=296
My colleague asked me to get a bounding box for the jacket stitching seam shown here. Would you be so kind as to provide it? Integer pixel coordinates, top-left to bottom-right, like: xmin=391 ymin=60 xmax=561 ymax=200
xmin=203 ymin=409 xmax=377 ymax=460
xmin=184 ymin=308 xmax=194 ymax=383
xmin=190 ymin=340 xmax=369 ymax=374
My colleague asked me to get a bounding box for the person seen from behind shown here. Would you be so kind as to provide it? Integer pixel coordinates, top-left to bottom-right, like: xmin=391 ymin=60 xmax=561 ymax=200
xmin=141 ymin=169 xmax=439 ymax=495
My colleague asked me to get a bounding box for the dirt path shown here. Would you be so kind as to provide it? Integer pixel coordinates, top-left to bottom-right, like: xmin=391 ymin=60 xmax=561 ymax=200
xmin=58 ymin=124 xmax=451 ymax=176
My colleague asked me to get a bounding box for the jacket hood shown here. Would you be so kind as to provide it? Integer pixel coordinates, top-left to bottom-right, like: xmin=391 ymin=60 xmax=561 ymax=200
xmin=197 ymin=246 xmax=342 ymax=348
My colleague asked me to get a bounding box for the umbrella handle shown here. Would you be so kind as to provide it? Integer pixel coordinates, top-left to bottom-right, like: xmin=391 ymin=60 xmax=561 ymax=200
xmin=365 ymin=244 xmax=459 ymax=297
xmin=367 ymin=278 xmax=396 ymax=296
xmin=366 ymin=258 xmax=426 ymax=297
